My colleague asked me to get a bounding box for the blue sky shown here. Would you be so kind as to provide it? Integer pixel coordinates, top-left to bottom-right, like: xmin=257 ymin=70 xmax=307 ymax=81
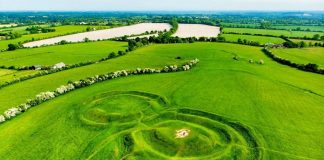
xmin=0 ymin=0 xmax=323 ymax=11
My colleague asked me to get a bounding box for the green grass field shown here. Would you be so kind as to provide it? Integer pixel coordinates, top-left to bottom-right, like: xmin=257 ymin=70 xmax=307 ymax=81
xmin=220 ymin=22 xmax=260 ymax=28
xmin=0 ymin=25 xmax=50 ymax=35
xmin=290 ymin=39 xmax=324 ymax=44
xmin=0 ymin=43 xmax=323 ymax=159
xmin=0 ymin=25 xmax=109 ymax=50
xmin=272 ymin=25 xmax=324 ymax=32
xmin=0 ymin=41 xmax=127 ymax=67
xmin=0 ymin=69 xmax=38 ymax=85
xmin=271 ymin=48 xmax=324 ymax=68
xmin=223 ymin=27 xmax=324 ymax=38
xmin=222 ymin=34 xmax=286 ymax=44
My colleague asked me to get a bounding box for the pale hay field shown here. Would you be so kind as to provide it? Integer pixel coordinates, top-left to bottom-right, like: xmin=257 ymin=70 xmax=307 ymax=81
xmin=23 ymin=23 xmax=171 ymax=47
xmin=0 ymin=24 xmax=18 ymax=28
xmin=172 ymin=24 xmax=220 ymax=38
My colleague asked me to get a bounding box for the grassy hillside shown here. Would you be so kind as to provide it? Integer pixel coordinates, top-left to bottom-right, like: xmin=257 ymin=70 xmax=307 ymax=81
xmin=223 ymin=28 xmax=324 ymax=38
xmin=0 ymin=25 xmax=109 ymax=50
xmin=271 ymin=48 xmax=324 ymax=68
xmin=222 ymin=34 xmax=285 ymax=44
xmin=0 ymin=69 xmax=38 ymax=85
xmin=0 ymin=43 xmax=323 ymax=159
xmin=0 ymin=41 xmax=127 ymax=67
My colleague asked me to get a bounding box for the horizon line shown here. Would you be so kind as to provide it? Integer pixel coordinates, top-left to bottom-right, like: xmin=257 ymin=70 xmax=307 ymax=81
xmin=1 ymin=10 xmax=324 ymax=12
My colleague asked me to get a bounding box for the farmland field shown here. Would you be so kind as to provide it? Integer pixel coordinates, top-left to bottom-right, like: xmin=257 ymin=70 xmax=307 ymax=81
xmin=0 ymin=25 xmax=50 ymax=35
xmin=0 ymin=42 xmax=323 ymax=160
xmin=290 ymin=38 xmax=324 ymax=44
xmin=0 ymin=25 xmax=109 ymax=50
xmin=222 ymin=34 xmax=286 ymax=44
xmin=272 ymin=25 xmax=324 ymax=32
xmin=0 ymin=69 xmax=38 ymax=85
xmin=0 ymin=23 xmax=17 ymax=28
xmin=23 ymin=23 xmax=171 ymax=47
xmin=220 ymin=22 xmax=259 ymax=28
xmin=172 ymin=24 xmax=220 ymax=38
xmin=0 ymin=41 xmax=127 ymax=67
xmin=271 ymin=48 xmax=324 ymax=68
xmin=223 ymin=27 xmax=324 ymax=38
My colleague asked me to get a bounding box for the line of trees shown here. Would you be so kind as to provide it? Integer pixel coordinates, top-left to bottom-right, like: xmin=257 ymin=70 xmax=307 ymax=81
xmin=262 ymin=48 xmax=323 ymax=74
xmin=127 ymin=36 xmax=227 ymax=51
xmin=223 ymin=31 xmax=324 ymax=41
xmin=26 ymin=26 xmax=56 ymax=34
xmin=0 ymin=32 xmax=22 ymax=40
xmin=283 ymin=40 xmax=324 ymax=48
xmin=237 ymin=38 xmax=261 ymax=46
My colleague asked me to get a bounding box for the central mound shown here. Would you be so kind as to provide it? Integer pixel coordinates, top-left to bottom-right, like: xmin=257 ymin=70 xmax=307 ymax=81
xmin=137 ymin=121 xmax=220 ymax=157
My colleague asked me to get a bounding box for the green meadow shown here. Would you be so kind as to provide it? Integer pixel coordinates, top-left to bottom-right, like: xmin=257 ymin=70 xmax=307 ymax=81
xmin=0 ymin=25 xmax=109 ymax=50
xmin=0 ymin=42 xmax=323 ymax=160
xmin=271 ymin=48 xmax=324 ymax=68
xmin=220 ymin=22 xmax=260 ymax=28
xmin=222 ymin=34 xmax=286 ymax=44
xmin=272 ymin=25 xmax=324 ymax=32
xmin=0 ymin=69 xmax=38 ymax=85
xmin=223 ymin=27 xmax=324 ymax=38
xmin=290 ymin=38 xmax=324 ymax=44
xmin=0 ymin=41 xmax=127 ymax=67
xmin=0 ymin=25 xmax=52 ymax=34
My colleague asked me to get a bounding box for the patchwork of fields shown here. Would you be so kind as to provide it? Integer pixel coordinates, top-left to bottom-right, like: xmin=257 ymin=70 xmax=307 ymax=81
xmin=0 ymin=25 xmax=43 ymax=35
xmin=0 ymin=25 xmax=110 ymax=50
xmin=0 ymin=23 xmax=323 ymax=160
xmin=0 ymin=41 xmax=127 ymax=67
